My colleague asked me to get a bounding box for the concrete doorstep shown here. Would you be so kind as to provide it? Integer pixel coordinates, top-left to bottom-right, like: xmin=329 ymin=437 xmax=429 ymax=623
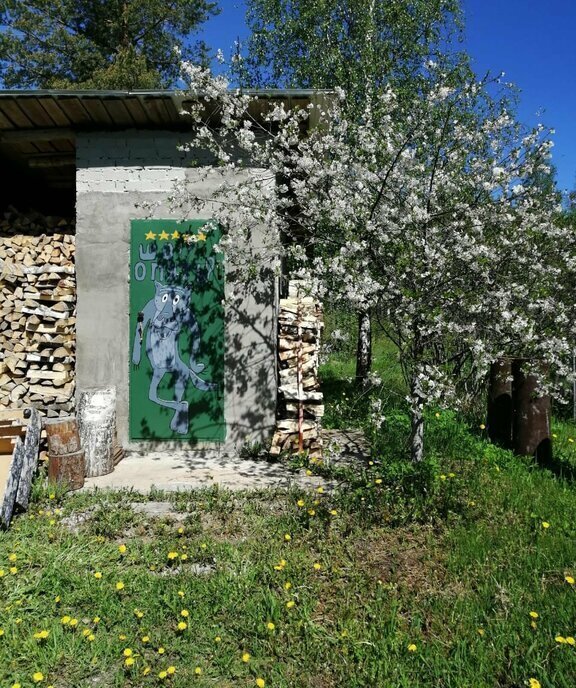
xmin=81 ymin=450 xmax=332 ymax=493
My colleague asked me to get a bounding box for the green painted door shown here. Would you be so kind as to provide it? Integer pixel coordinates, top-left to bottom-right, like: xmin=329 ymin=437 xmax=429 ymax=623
xmin=129 ymin=220 xmax=225 ymax=441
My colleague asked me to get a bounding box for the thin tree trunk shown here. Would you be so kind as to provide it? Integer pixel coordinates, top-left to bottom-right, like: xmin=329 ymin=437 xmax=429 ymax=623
xmin=355 ymin=309 xmax=372 ymax=384
xmin=410 ymin=402 xmax=425 ymax=462
xmin=410 ymin=375 xmax=425 ymax=462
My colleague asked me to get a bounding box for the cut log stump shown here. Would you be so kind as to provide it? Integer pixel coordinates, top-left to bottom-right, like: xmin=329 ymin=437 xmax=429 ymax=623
xmin=48 ymin=450 xmax=85 ymax=491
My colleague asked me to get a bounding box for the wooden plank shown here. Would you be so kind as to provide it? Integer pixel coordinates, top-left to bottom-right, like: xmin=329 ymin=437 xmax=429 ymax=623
xmin=0 ymin=425 xmax=26 ymax=438
xmin=0 ymin=437 xmax=18 ymax=454
xmin=0 ymin=437 xmax=23 ymax=528
xmin=36 ymin=97 xmax=73 ymax=127
xmin=15 ymin=408 xmax=41 ymax=510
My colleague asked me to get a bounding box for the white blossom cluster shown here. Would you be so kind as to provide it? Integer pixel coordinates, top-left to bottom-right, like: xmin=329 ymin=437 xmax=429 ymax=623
xmin=174 ymin=64 xmax=576 ymax=459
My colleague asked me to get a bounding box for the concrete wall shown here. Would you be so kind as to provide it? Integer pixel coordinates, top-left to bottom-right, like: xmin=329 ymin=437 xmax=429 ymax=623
xmin=75 ymin=131 xmax=277 ymax=453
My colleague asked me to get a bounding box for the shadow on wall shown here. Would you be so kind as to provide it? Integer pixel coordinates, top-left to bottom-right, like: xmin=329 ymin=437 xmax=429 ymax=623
xmin=131 ymin=263 xmax=277 ymax=449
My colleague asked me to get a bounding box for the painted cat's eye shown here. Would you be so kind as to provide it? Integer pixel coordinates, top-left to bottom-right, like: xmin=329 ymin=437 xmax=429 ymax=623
xmin=173 ymin=295 xmax=180 ymax=305
xmin=162 ymin=294 xmax=169 ymax=302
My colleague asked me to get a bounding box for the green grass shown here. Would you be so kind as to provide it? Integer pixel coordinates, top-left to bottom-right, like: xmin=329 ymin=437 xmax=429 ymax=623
xmin=2 ymin=327 xmax=576 ymax=687
xmin=1 ymin=446 xmax=575 ymax=688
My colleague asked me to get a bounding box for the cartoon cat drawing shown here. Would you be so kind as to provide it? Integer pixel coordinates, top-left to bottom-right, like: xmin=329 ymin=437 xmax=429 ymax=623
xmin=132 ymin=281 xmax=216 ymax=434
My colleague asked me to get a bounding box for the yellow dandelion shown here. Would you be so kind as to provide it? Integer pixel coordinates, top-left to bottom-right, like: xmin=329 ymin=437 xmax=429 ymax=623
xmin=180 ymin=609 xmax=189 ymax=618
xmin=178 ymin=590 xmax=185 ymax=597
xmin=177 ymin=621 xmax=187 ymax=631
xmin=157 ymin=647 xmax=165 ymax=654
xmin=167 ymin=666 xmax=176 ymax=675
xmin=555 ymin=635 xmax=566 ymax=643
xmin=407 ymin=643 xmax=417 ymax=652
xmin=479 ymin=423 xmax=486 ymax=430
xmin=0 ymin=629 xmax=4 ymax=636
xmin=306 ymin=469 xmax=312 ymax=476
xmin=158 ymin=670 xmax=167 ymax=679
xmin=242 ymin=652 xmax=251 ymax=663
xmin=54 ymin=596 xmax=60 ymax=603
xmin=118 ymin=544 xmax=127 ymax=554
xmin=11 ymin=683 xmax=21 ymax=688
xmin=313 ymin=563 xmax=322 ymax=570
xmin=180 ymin=553 xmax=188 ymax=561
xmin=266 ymin=622 xmax=275 ymax=631
xmin=330 ymin=509 xmax=338 ymax=516
xmin=284 ymin=581 xmax=292 ymax=590
xmin=256 ymin=679 xmax=266 ymax=688
xmin=477 ymin=628 xmax=485 ymax=636
xmin=69 ymin=619 xmax=78 ymax=628
xmin=566 ymin=637 xmax=575 ymax=645
xmin=32 ymin=673 xmax=44 ymax=683
xmin=124 ymin=658 xmax=135 ymax=668
xmin=0 ymin=569 xmax=4 ymax=577
xmin=8 ymin=554 xmax=16 ymax=562
xmin=541 ymin=521 xmax=550 ymax=529
xmin=119 ymin=634 xmax=127 ymax=640
xmin=297 ymin=499 xmax=305 ymax=507
xmin=569 ymin=438 xmax=574 ymax=443
xmin=284 ymin=533 xmax=291 ymax=541
xmin=9 ymin=567 xmax=17 ymax=575
xmin=60 ymin=616 xmax=71 ymax=625
xmin=94 ymin=571 xmax=102 ymax=579
xmin=529 ymin=680 xmax=541 ymax=688
xmin=167 ymin=551 xmax=178 ymax=560
xmin=317 ymin=486 xmax=324 ymax=494
xmin=435 ymin=412 xmax=441 ymax=418
xmin=200 ymin=543 xmax=207 ymax=550
xmin=440 ymin=475 xmax=447 ymax=481
xmin=214 ymin=636 xmax=222 ymax=642
xmin=177 ymin=527 xmax=184 ymax=534
xmin=143 ymin=667 xmax=151 ymax=676
xmin=529 ymin=611 xmax=539 ymax=619
xmin=531 ymin=621 xmax=537 ymax=630
xmin=87 ymin=634 xmax=95 ymax=642
xmin=193 ymin=667 xmax=201 ymax=676
xmin=142 ymin=636 xmax=150 ymax=643
xmin=286 ymin=600 xmax=295 ymax=609
xmin=565 ymin=575 xmax=575 ymax=585
xmin=123 ymin=648 xmax=133 ymax=657
xmin=115 ymin=581 xmax=125 ymax=591
xmin=93 ymin=617 xmax=100 ymax=624
xmin=308 ymin=509 xmax=316 ymax=516
xmin=33 ymin=630 xmax=49 ymax=640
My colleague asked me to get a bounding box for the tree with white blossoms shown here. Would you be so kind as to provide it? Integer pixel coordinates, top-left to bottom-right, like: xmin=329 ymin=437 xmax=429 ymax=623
xmin=174 ymin=62 xmax=576 ymax=462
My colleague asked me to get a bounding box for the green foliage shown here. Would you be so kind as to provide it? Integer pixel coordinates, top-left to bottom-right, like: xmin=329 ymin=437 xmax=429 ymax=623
xmin=237 ymin=0 xmax=463 ymax=100
xmin=0 ymin=0 xmax=218 ymax=89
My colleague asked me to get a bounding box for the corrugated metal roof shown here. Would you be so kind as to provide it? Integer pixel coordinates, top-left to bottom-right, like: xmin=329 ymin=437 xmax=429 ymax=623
xmin=0 ymin=89 xmax=328 ymax=192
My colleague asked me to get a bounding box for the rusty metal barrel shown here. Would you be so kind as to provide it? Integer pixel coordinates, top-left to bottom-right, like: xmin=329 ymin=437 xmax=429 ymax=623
xmin=512 ymin=359 xmax=552 ymax=464
xmin=487 ymin=358 xmax=514 ymax=449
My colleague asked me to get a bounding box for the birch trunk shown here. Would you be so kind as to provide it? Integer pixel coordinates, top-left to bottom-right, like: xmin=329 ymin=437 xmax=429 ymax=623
xmin=355 ymin=309 xmax=372 ymax=384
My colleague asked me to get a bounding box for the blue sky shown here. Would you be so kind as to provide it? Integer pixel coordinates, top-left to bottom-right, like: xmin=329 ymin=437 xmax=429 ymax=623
xmin=201 ymin=1 xmax=575 ymax=193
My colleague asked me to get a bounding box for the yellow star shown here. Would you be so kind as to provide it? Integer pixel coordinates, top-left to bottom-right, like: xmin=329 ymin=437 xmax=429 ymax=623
xmin=158 ymin=230 xmax=170 ymax=241
xmin=197 ymin=232 xmax=207 ymax=242
xmin=171 ymin=230 xmax=180 ymax=240
xmin=145 ymin=230 xmax=156 ymax=240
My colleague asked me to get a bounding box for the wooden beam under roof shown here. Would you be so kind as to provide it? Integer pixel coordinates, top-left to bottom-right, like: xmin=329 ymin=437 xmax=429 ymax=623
xmin=0 ymin=128 xmax=75 ymax=142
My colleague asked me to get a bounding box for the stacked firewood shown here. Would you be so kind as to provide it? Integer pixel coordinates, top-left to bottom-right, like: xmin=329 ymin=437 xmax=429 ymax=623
xmin=0 ymin=210 xmax=76 ymax=419
xmin=270 ymin=282 xmax=324 ymax=458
